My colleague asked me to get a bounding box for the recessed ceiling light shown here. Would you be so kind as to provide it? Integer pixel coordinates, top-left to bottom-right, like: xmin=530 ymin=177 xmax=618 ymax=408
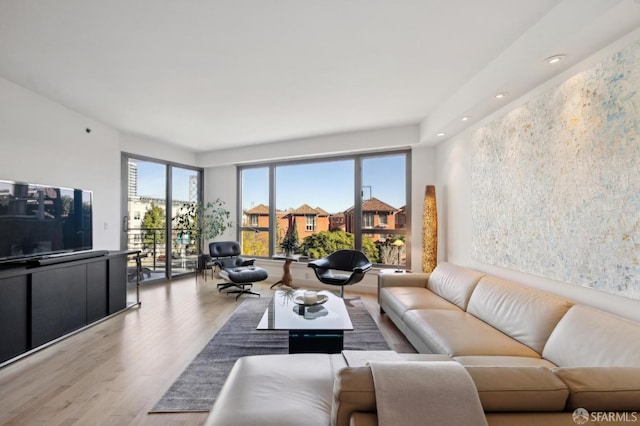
xmin=436 ymin=132 xmax=446 ymax=137
xmin=545 ymin=54 xmax=566 ymax=64
xmin=461 ymin=116 xmax=471 ymax=122
xmin=494 ymin=92 xmax=507 ymax=99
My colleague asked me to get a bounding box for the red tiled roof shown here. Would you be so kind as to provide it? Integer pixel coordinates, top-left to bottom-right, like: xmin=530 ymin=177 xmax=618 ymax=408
xmin=245 ymin=203 xmax=269 ymax=214
xmin=343 ymin=197 xmax=398 ymax=214
xmin=314 ymin=206 xmax=330 ymax=216
xmin=362 ymin=197 xmax=397 ymax=212
xmin=292 ymin=203 xmax=319 ymax=215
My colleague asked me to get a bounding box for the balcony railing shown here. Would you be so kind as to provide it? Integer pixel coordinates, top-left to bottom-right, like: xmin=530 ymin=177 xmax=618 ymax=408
xmin=126 ymin=227 xmax=199 ymax=278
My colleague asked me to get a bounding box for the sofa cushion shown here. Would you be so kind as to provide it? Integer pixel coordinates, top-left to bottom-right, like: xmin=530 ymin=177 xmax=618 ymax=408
xmin=426 ymin=262 xmax=484 ymax=310
xmin=466 ymin=366 xmax=569 ymax=412
xmin=553 ymin=367 xmax=640 ymax=411
xmin=484 ymin=413 xmax=575 ymax=426
xmin=403 ymin=309 xmax=540 ymax=357
xmin=542 ymin=305 xmax=640 ymax=367
xmin=466 ymin=276 xmax=573 ymax=354
xmin=379 ymin=287 xmax=461 ymax=319
xmin=205 ymin=354 xmax=338 ymax=426
xmin=454 ymin=356 xmax=557 ymax=369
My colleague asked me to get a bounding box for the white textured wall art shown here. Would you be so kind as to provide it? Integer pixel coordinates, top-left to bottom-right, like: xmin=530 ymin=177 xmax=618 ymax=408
xmin=472 ymin=40 xmax=640 ymax=300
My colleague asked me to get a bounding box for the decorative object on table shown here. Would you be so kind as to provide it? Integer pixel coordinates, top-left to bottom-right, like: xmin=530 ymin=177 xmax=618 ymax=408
xmin=308 ymin=249 xmax=372 ymax=297
xmin=293 ymin=291 xmax=328 ymax=306
xmin=173 ymin=199 xmax=232 ymax=272
xmin=422 ymin=185 xmax=438 ymax=273
xmin=270 ymin=254 xmax=300 ymax=289
xmin=392 ymin=239 xmax=405 ymax=272
xmin=271 ymin=213 xmax=301 ymax=289
xmin=303 ymin=290 xmax=317 ymax=304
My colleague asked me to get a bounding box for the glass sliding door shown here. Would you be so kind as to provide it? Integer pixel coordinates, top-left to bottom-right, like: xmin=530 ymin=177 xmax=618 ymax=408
xmin=125 ymin=158 xmax=168 ymax=281
xmin=122 ymin=155 xmax=202 ymax=282
xmin=170 ymin=166 xmax=200 ymax=276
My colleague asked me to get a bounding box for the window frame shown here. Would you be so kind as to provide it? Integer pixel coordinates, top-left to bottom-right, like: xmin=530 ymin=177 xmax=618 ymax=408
xmin=363 ymin=212 xmax=374 ymax=228
xmin=237 ymin=149 xmax=411 ymax=268
xmin=379 ymin=213 xmax=388 ymax=227
xmin=305 ymin=215 xmax=316 ymax=232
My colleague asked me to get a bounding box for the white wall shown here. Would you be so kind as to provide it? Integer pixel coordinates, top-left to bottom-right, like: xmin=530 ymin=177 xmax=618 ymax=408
xmin=435 ymin=31 xmax=640 ymax=322
xmin=203 ymin=164 xmax=237 ymax=244
xmin=0 ymin=77 xmax=121 ymax=250
xmin=120 ymin=133 xmax=197 ymax=167
xmin=197 ymin=125 xmax=418 ymax=168
xmin=0 ymin=78 xmax=201 ymax=252
xmin=410 ymin=144 xmax=437 ymax=271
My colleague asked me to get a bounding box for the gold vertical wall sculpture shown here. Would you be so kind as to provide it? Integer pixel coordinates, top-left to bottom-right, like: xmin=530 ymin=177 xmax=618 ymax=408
xmin=422 ymin=185 xmax=438 ymax=272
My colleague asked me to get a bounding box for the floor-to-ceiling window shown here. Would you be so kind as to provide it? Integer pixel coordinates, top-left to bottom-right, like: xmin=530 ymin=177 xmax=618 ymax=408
xmin=238 ymin=150 xmax=410 ymax=268
xmin=240 ymin=167 xmax=270 ymax=257
xmin=361 ymin=153 xmax=408 ymax=267
xmin=121 ymin=154 xmax=203 ymax=282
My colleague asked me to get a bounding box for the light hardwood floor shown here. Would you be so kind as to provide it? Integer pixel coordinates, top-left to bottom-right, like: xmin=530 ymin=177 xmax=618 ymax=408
xmin=0 ymin=275 xmax=414 ymax=425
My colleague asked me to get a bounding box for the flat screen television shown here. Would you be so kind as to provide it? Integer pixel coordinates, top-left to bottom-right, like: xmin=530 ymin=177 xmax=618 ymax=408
xmin=0 ymin=179 xmax=93 ymax=263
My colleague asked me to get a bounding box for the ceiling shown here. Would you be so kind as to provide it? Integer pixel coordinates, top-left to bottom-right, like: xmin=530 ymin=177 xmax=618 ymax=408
xmin=1 ymin=0 xmax=639 ymax=153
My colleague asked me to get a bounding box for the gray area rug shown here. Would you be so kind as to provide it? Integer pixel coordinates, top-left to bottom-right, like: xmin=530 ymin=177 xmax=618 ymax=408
xmin=150 ymin=296 xmax=389 ymax=413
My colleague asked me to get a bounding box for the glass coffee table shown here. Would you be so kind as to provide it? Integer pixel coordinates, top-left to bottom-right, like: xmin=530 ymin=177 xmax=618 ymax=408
xmin=257 ymin=289 xmax=353 ymax=353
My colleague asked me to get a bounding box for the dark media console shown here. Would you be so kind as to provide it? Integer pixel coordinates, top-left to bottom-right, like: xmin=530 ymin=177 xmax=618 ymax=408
xmin=0 ymin=250 xmax=138 ymax=366
xmin=26 ymin=249 xmax=109 ymax=266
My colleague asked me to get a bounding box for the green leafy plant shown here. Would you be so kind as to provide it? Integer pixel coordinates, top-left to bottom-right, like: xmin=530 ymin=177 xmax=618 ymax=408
xmin=300 ymin=230 xmax=379 ymax=262
xmin=280 ymin=235 xmax=300 ymax=255
xmin=280 ymin=214 xmax=300 ymax=255
xmin=142 ymin=203 xmax=166 ymax=246
xmin=173 ymin=199 xmax=232 ymax=252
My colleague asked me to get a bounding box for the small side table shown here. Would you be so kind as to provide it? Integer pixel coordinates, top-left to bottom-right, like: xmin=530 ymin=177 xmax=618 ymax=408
xmin=270 ymin=254 xmax=301 ymax=289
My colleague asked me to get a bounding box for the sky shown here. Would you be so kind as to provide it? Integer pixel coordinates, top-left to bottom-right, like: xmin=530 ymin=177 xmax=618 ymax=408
xmin=135 ymin=161 xmax=195 ymax=202
xmin=133 ymin=154 xmax=407 ymax=213
xmin=242 ymin=154 xmax=406 ymax=214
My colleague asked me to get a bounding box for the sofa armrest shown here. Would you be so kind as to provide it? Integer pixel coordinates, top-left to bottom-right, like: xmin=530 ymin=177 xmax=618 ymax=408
xmin=378 ymin=272 xmax=430 ymax=289
xmin=332 ymin=367 xmax=376 ymax=426
xmin=553 ymin=367 xmax=640 ymax=411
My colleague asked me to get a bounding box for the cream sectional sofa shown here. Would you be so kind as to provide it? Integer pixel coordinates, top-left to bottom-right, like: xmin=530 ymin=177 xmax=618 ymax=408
xmin=206 ymin=262 xmax=640 ymax=426
xmin=379 ymin=262 xmax=640 ymax=368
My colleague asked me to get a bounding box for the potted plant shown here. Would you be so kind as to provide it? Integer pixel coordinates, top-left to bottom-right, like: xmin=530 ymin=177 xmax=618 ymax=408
xmin=280 ymin=235 xmax=300 ymax=257
xmin=173 ymin=198 xmax=232 ymax=271
xmin=280 ymin=213 xmax=300 ymax=257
